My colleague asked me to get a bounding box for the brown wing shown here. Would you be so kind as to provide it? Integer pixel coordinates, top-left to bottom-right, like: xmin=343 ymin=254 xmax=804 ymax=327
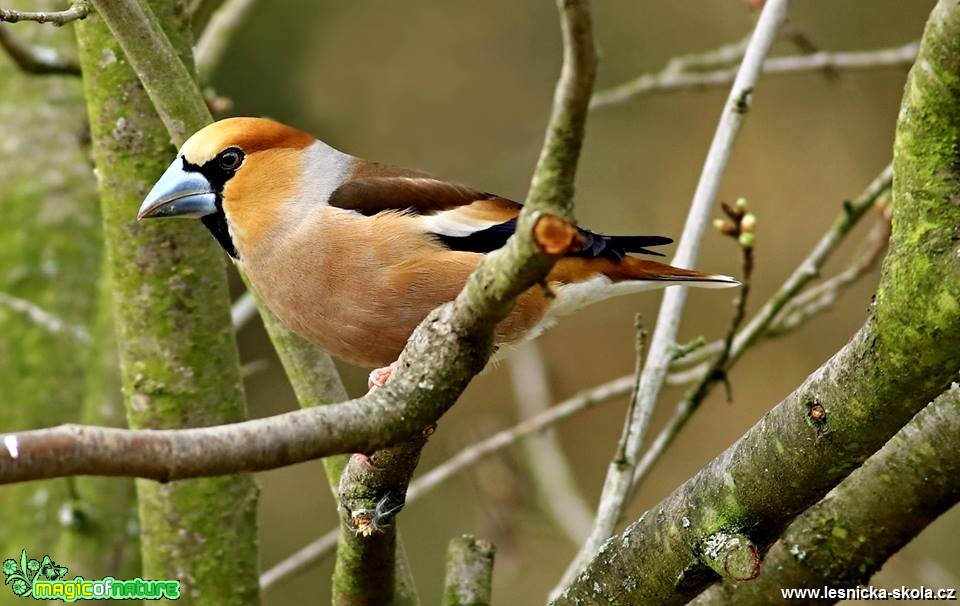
xmin=328 ymin=160 xmax=514 ymax=216
xmin=328 ymin=159 xmax=672 ymax=257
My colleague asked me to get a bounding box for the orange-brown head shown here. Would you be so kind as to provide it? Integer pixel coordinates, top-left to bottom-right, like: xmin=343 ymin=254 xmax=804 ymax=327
xmin=138 ymin=117 xmax=351 ymax=258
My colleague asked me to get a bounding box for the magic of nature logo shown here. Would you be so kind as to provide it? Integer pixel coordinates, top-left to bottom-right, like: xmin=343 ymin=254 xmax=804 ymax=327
xmin=3 ymin=550 xmax=180 ymax=602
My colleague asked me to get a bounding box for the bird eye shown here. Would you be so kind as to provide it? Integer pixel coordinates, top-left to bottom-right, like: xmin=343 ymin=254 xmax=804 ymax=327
xmin=218 ymin=148 xmax=243 ymax=171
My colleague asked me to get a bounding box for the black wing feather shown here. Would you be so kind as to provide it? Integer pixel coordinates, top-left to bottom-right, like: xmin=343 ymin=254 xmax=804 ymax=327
xmin=435 ymin=219 xmax=672 ymax=259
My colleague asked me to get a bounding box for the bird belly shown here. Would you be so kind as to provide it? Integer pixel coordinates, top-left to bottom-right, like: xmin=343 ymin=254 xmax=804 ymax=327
xmin=240 ymin=250 xmax=551 ymax=368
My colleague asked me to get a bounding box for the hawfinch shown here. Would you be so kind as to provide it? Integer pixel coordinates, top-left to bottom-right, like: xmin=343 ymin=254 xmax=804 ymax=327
xmin=138 ymin=118 xmax=736 ymax=378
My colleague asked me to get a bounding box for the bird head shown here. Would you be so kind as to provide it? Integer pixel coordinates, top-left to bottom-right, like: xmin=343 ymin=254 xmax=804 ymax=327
xmin=137 ymin=117 xmax=321 ymax=258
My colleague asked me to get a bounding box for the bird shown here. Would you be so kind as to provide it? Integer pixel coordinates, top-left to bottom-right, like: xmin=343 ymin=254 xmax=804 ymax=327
xmin=138 ymin=117 xmax=738 ymax=387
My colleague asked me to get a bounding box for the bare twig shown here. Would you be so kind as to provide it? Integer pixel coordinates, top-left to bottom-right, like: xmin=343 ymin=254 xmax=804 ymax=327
xmin=555 ymin=0 xmax=789 ymax=594
xmin=0 ymin=1 xmax=89 ymax=25
xmin=630 ymin=202 xmax=757 ymax=493
xmin=0 ymin=291 xmax=91 ymax=344
xmin=591 ymin=41 xmax=917 ymax=109
xmin=258 ymin=374 xmax=634 ymax=589
xmin=769 ymin=208 xmax=890 ymax=337
xmin=0 ymin=24 xmax=79 ymax=74
xmin=194 ymin=0 xmax=256 ymax=82
xmin=442 ymin=535 xmax=496 ymax=606
xmin=507 ymin=342 xmax=594 ymax=544
xmin=259 ymin=529 xmax=336 ymax=589
xmin=189 ymin=0 xmax=224 ymax=35
xmin=666 ymin=164 xmax=892 ymax=386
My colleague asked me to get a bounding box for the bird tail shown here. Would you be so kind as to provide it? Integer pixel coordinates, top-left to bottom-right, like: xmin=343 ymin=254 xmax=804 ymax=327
xmin=612 ymin=256 xmax=740 ymax=288
xmin=543 ymin=256 xmax=738 ymax=323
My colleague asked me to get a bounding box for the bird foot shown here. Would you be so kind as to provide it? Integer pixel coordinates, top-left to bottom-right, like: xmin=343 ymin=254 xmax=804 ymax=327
xmin=367 ymin=361 xmax=399 ymax=393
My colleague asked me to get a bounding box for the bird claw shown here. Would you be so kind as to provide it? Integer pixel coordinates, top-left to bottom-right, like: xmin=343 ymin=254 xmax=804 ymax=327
xmin=367 ymin=361 xmax=399 ymax=393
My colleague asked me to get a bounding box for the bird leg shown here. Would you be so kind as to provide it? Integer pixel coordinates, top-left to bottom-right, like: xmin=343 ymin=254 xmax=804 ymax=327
xmin=367 ymin=361 xmax=398 ymax=392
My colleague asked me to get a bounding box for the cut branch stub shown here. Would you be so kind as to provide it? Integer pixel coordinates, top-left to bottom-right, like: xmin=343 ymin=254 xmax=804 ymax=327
xmin=701 ymin=532 xmax=761 ymax=581
xmin=532 ymin=213 xmax=583 ymax=255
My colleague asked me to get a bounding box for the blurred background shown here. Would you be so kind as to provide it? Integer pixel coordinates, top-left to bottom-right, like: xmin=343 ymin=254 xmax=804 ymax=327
xmin=4 ymin=0 xmax=956 ymax=603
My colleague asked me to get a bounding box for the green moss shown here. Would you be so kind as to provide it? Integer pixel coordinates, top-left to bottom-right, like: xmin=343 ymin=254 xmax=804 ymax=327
xmin=74 ymin=3 xmax=259 ymax=604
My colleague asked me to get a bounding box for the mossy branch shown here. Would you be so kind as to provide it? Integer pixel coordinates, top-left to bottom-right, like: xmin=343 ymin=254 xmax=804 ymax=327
xmin=75 ymin=1 xmax=259 ymax=603
xmin=694 ymin=386 xmax=960 ymax=604
xmin=442 ymin=536 xmax=496 ymax=606
xmin=553 ymin=1 xmax=960 ymax=603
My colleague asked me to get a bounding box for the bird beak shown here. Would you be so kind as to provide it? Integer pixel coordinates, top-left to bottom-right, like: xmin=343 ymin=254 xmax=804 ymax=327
xmin=138 ymin=158 xmax=217 ymax=220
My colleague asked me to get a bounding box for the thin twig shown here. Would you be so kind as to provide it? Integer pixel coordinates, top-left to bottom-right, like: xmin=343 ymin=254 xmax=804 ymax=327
xmin=769 ymin=208 xmax=890 ymax=337
xmin=230 ymin=290 xmax=258 ymax=331
xmin=631 ymin=203 xmax=757 ymax=494
xmin=507 ymin=342 xmax=594 ymax=544
xmin=574 ymin=319 xmax=648 ymax=557
xmin=0 ymin=24 xmax=80 ymax=74
xmin=666 ymin=164 xmax=892 ymax=386
xmin=0 ymin=1 xmax=89 ymax=25
xmin=194 ymin=0 xmax=257 ymax=82
xmin=554 ymin=0 xmax=789 ymax=595
xmin=189 ymin=0 xmax=224 ymax=35
xmin=258 ymin=374 xmax=634 ymax=589
xmin=0 ymin=291 xmax=91 ymax=344
xmin=591 ymin=41 xmax=917 ymax=109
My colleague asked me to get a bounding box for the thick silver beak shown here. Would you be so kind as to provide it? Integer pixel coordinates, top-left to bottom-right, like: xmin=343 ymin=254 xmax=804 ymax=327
xmin=138 ymin=158 xmax=217 ymax=220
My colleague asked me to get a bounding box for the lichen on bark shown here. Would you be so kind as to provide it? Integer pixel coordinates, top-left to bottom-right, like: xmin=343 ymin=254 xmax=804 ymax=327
xmin=74 ymin=2 xmax=259 ymax=604
xmin=0 ymin=0 xmax=138 ymax=595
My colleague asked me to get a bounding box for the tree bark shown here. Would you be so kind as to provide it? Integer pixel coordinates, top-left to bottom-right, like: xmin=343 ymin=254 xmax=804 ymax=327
xmin=74 ymin=3 xmax=259 ymax=604
xmin=554 ymin=1 xmax=960 ymax=603
xmin=0 ymin=1 xmax=137 ymax=598
xmin=694 ymin=386 xmax=960 ymax=604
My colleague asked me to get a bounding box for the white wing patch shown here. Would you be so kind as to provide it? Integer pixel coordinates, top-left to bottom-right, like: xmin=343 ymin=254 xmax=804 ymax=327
xmin=419 ymin=208 xmax=503 ymax=238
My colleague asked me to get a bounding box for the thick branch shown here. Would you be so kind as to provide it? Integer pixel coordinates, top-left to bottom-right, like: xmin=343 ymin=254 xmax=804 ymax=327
xmin=333 ymin=437 xmax=427 ymax=606
xmin=0 ymin=24 xmax=80 ymax=74
xmin=554 ymin=1 xmax=960 ymax=602
xmin=695 ymin=386 xmax=960 ymax=604
xmin=557 ymin=0 xmax=788 ymax=592
xmin=0 ymin=1 xmax=89 ymax=25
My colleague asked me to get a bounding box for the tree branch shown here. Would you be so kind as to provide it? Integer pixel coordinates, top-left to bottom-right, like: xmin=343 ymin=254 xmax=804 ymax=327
xmin=591 ymin=41 xmax=918 ymax=109
xmin=0 ymin=24 xmax=80 ymax=74
xmin=507 ymin=342 xmax=594 ymax=544
xmin=556 ymin=0 xmax=789 ymax=593
xmin=666 ymin=164 xmax=891 ymax=386
xmin=333 ymin=437 xmax=428 ymax=605
xmin=193 ymin=0 xmax=256 ymax=82
xmin=442 ymin=535 xmax=495 ymax=606
xmin=629 ymin=202 xmax=756 ymax=495
xmin=553 ymin=1 xmax=960 ymax=601
xmin=75 ymin=0 xmax=259 ymax=602
xmin=259 ymin=373 xmax=635 ymax=589
xmin=0 ymin=1 xmax=89 ymax=25
xmin=0 ymin=291 xmax=91 ymax=343
xmin=694 ymin=385 xmax=960 ymax=605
